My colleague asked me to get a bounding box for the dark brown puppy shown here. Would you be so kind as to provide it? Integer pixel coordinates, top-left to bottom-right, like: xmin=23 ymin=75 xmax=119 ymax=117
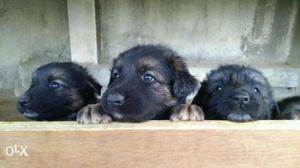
xmin=276 ymin=96 xmax=300 ymax=119
xmin=17 ymin=62 xmax=102 ymax=121
xmin=192 ymin=65 xmax=279 ymax=122
xmin=77 ymin=45 xmax=204 ymax=124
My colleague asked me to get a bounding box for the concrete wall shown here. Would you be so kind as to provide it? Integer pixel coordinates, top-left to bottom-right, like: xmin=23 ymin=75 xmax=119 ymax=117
xmin=288 ymin=0 xmax=300 ymax=66
xmin=96 ymin=0 xmax=300 ymax=100
xmin=68 ymin=0 xmax=98 ymax=64
xmin=0 ymin=0 xmax=70 ymax=99
xmin=98 ymin=0 xmax=299 ymax=65
xmin=0 ymin=0 xmax=299 ymax=100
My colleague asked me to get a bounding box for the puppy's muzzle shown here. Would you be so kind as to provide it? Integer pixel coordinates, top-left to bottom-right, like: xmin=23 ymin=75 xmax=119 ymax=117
xmin=227 ymin=113 xmax=252 ymax=122
xmin=18 ymin=94 xmax=40 ymax=119
xmin=230 ymin=91 xmax=250 ymax=105
xmin=18 ymin=94 xmax=30 ymax=109
xmin=107 ymin=93 xmax=125 ymax=106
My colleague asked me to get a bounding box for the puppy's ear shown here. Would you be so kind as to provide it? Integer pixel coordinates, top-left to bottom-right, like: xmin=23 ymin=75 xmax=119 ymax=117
xmin=86 ymin=75 xmax=102 ymax=96
xmin=192 ymin=80 xmax=208 ymax=106
xmin=271 ymin=101 xmax=280 ymax=119
xmin=172 ymin=56 xmax=198 ymax=99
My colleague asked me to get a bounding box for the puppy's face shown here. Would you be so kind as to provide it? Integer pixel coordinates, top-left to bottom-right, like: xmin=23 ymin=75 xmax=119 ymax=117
xmin=102 ymin=45 xmax=198 ymax=122
xmin=17 ymin=62 xmax=102 ymax=121
xmin=195 ymin=65 xmax=278 ymax=122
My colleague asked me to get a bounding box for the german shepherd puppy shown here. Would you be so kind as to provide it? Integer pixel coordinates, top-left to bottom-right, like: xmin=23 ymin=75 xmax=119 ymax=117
xmin=17 ymin=62 xmax=102 ymax=121
xmin=77 ymin=45 xmax=204 ymax=124
xmin=193 ymin=65 xmax=279 ymax=122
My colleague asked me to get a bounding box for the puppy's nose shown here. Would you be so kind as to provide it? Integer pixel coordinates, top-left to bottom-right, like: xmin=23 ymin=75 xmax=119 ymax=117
xmin=18 ymin=95 xmax=30 ymax=107
xmin=107 ymin=93 xmax=125 ymax=106
xmin=231 ymin=92 xmax=250 ymax=104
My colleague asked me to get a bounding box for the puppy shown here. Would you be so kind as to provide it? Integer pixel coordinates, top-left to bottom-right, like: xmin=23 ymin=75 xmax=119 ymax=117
xmin=276 ymin=96 xmax=300 ymax=119
xmin=17 ymin=62 xmax=102 ymax=121
xmin=77 ymin=45 xmax=204 ymax=124
xmin=192 ymin=65 xmax=279 ymax=122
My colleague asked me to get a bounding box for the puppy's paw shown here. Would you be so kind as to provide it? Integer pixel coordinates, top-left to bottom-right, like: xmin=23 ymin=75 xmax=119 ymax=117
xmin=170 ymin=104 xmax=204 ymax=121
xmin=77 ymin=104 xmax=112 ymax=124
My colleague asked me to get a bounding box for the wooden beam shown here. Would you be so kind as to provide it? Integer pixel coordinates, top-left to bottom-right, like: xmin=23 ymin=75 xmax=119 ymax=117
xmin=67 ymin=0 xmax=98 ymax=64
xmin=0 ymin=121 xmax=300 ymax=168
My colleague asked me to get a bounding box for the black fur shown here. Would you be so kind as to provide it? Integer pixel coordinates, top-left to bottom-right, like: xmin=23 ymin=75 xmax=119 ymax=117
xmin=192 ymin=64 xmax=279 ymax=122
xmin=101 ymin=45 xmax=198 ymax=122
xmin=17 ymin=62 xmax=102 ymax=121
xmin=277 ymin=96 xmax=300 ymax=119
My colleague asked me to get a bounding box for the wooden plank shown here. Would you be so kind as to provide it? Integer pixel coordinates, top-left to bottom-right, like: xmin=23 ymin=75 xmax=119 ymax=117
xmin=0 ymin=121 xmax=300 ymax=168
xmin=67 ymin=0 xmax=98 ymax=63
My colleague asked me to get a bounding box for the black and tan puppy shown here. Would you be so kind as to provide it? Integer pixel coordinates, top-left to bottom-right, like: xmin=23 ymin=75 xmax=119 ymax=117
xmin=17 ymin=62 xmax=102 ymax=121
xmin=77 ymin=45 xmax=204 ymax=124
xmin=192 ymin=65 xmax=279 ymax=122
xmin=276 ymin=96 xmax=300 ymax=119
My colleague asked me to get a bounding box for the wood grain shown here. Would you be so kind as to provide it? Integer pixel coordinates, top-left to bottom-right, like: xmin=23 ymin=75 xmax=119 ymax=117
xmin=0 ymin=121 xmax=300 ymax=168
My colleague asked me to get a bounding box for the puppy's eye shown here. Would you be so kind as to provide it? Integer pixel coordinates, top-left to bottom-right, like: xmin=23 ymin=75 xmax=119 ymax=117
xmin=114 ymin=73 xmax=120 ymax=78
xmin=143 ymin=73 xmax=155 ymax=83
xmin=254 ymin=87 xmax=260 ymax=93
xmin=49 ymin=81 xmax=61 ymax=89
xmin=113 ymin=72 xmax=120 ymax=78
xmin=216 ymin=86 xmax=222 ymax=91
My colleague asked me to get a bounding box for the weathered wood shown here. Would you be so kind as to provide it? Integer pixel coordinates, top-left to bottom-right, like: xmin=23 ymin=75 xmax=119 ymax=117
xmin=0 ymin=121 xmax=300 ymax=168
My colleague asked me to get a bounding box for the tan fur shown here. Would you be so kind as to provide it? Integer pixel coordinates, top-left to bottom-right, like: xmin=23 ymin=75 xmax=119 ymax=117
xmin=77 ymin=103 xmax=112 ymax=124
xmin=173 ymin=57 xmax=185 ymax=72
xmin=170 ymin=104 xmax=204 ymax=121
